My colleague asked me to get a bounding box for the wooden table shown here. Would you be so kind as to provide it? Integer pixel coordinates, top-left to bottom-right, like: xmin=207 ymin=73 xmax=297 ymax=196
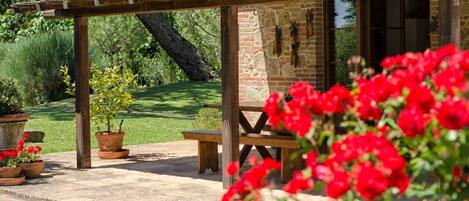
xmin=204 ymin=101 xmax=272 ymax=165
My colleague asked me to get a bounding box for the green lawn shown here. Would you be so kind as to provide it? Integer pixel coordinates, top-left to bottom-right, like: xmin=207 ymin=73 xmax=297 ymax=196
xmin=25 ymin=81 xmax=221 ymax=153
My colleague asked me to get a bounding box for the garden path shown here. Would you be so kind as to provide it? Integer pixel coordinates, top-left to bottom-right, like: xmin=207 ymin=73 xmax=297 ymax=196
xmin=0 ymin=141 xmax=328 ymax=201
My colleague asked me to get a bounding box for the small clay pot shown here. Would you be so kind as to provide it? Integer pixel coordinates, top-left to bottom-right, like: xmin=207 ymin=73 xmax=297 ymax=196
xmin=18 ymin=160 xmax=45 ymax=178
xmin=0 ymin=167 xmax=22 ymax=178
xmin=0 ymin=176 xmax=25 ymax=186
xmin=96 ymin=131 xmax=125 ymax=152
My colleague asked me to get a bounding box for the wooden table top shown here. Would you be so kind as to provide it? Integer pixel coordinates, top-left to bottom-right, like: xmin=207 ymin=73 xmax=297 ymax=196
xmin=203 ymin=101 xmax=265 ymax=112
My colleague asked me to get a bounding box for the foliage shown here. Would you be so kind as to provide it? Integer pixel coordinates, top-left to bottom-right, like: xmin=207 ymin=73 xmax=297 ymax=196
xmin=16 ymin=133 xmax=42 ymax=164
xmin=89 ymin=15 xmax=186 ymax=86
xmin=335 ymin=26 xmax=357 ymax=86
xmin=0 ymin=10 xmax=72 ymax=42
xmin=193 ymin=108 xmax=222 ymax=131
xmin=224 ymin=45 xmax=469 ymax=200
xmin=173 ymin=9 xmax=221 ymax=73
xmin=0 ymin=32 xmax=74 ymax=105
xmin=0 ymin=78 xmax=23 ymax=115
xmin=0 ymin=149 xmax=19 ymax=168
xmin=63 ymin=65 xmax=137 ymax=132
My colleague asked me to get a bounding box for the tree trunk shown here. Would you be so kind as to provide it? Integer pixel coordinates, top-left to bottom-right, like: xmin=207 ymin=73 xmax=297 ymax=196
xmin=137 ymin=13 xmax=215 ymax=81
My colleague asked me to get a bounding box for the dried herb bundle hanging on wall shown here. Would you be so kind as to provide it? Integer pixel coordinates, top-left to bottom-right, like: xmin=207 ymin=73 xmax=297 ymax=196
xmin=306 ymin=9 xmax=314 ymax=39
xmin=290 ymin=21 xmax=300 ymax=67
xmin=274 ymin=25 xmax=282 ymax=57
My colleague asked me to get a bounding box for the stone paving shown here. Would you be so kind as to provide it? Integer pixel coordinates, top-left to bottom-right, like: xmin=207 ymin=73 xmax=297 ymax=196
xmin=0 ymin=141 xmax=329 ymax=201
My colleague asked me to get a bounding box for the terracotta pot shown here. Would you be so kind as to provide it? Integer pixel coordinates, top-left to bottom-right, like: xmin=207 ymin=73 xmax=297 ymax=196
xmin=0 ymin=176 xmax=25 ymax=186
xmin=95 ymin=131 xmax=125 ymax=152
xmin=18 ymin=160 xmax=45 ymax=178
xmin=0 ymin=113 xmax=30 ymax=151
xmin=0 ymin=167 xmax=22 ymax=178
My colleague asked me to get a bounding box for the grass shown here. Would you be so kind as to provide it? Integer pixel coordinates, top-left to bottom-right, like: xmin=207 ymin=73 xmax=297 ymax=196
xmin=25 ymin=81 xmax=221 ymax=153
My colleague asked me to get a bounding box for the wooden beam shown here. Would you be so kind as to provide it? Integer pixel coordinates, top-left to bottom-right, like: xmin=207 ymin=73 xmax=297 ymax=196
xmin=74 ymin=17 xmax=91 ymax=169
xmin=439 ymin=0 xmax=461 ymax=47
xmin=12 ymin=0 xmax=294 ymax=17
xmin=221 ymin=5 xmax=239 ymax=188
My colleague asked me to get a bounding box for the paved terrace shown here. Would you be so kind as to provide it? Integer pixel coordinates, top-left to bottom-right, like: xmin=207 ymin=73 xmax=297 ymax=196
xmin=0 ymin=141 xmax=329 ymax=201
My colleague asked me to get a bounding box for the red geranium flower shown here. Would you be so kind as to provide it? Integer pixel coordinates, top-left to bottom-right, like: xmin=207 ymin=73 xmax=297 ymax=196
xmin=435 ymin=98 xmax=469 ymax=130
xmin=433 ymin=67 xmax=467 ymax=96
xmin=321 ymin=84 xmax=353 ymax=114
xmin=226 ymin=161 xmax=240 ymax=176
xmin=356 ymin=95 xmax=382 ymax=121
xmin=355 ymin=164 xmax=388 ymax=200
xmin=22 ymin=132 xmax=30 ymax=140
xmin=325 ymin=171 xmax=350 ymax=199
xmin=397 ymin=107 xmax=426 ymax=137
xmin=406 ymin=84 xmax=435 ymax=113
xmin=283 ymin=171 xmax=314 ymax=194
xmin=263 ymin=92 xmax=284 ymax=127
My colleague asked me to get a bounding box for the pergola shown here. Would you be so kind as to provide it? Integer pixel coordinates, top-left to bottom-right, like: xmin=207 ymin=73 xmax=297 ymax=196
xmin=11 ymin=0 xmax=461 ymax=188
xmin=11 ymin=0 xmax=294 ymax=187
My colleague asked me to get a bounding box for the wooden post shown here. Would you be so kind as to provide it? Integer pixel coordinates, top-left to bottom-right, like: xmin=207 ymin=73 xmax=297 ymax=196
xmin=221 ymin=5 xmax=239 ymax=188
xmin=74 ymin=17 xmax=91 ymax=169
xmin=439 ymin=0 xmax=461 ymax=47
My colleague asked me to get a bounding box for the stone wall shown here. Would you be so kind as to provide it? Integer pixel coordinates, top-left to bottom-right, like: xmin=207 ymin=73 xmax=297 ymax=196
xmin=238 ymin=0 xmax=324 ymax=103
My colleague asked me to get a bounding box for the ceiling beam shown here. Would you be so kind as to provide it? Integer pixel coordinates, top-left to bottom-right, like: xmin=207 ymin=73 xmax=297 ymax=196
xmin=12 ymin=0 xmax=293 ymax=17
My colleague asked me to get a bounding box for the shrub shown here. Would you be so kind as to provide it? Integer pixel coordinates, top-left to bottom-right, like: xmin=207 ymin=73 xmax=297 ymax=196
xmin=193 ymin=108 xmax=222 ymax=131
xmin=0 ymin=78 xmax=23 ymax=115
xmin=0 ymin=32 xmax=103 ymax=105
xmin=0 ymin=32 xmax=73 ymax=105
xmin=223 ymin=45 xmax=469 ymax=200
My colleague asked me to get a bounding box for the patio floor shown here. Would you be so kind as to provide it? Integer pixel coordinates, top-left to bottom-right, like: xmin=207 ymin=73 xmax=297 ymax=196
xmin=0 ymin=141 xmax=329 ymax=201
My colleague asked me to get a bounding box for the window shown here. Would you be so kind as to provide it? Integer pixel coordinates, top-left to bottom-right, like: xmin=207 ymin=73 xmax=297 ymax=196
xmin=324 ymin=0 xmax=358 ymax=88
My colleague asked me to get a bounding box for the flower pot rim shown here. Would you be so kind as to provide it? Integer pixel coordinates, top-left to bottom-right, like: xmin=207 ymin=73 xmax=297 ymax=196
xmin=0 ymin=112 xmax=31 ymax=123
xmin=0 ymin=166 xmax=21 ymax=170
xmin=18 ymin=160 xmax=44 ymax=165
xmin=95 ymin=131 xmax=125 ymax=136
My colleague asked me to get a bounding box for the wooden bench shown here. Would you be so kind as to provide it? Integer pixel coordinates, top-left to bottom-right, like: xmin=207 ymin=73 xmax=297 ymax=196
xmin=182 ymin=130 xmax=303 ymax=182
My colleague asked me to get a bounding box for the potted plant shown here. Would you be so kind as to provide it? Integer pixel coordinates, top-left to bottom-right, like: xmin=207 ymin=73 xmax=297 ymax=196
xmin=17 ymin=133 xmax=44 ymax=178
xmin=0 ymin=148 xmax=24 ymax=186
xmin=0 ymin=78 xmax=30 ymax=151
xmin=62 ymin=65 xmax=136 ymax=159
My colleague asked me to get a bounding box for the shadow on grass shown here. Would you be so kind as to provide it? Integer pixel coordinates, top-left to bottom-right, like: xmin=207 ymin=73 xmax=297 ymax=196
xmin=25 ymin=81 xmax=221 ymax=122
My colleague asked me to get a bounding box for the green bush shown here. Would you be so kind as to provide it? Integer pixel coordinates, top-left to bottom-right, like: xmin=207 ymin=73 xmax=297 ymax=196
xmin=192 ymin=108 xmax=222 ymax=131
xmin=0 ymin=32 xmax=103 ymax=105
xmin=0 ymin=32 xmax=73 ymax=105
xmin=0 ymin=78 xmax=23 ymax=115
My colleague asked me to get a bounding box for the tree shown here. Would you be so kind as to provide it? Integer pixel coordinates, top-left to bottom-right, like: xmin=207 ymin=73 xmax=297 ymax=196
xmin=137 ymin=13 xmax=216 ymax=81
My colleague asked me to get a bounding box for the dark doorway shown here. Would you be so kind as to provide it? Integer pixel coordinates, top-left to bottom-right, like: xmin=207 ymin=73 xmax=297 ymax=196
xmin=359 ymin=0 xmax=430 ymax=70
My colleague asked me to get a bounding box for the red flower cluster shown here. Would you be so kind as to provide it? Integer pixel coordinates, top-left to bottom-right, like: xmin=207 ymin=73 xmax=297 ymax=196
xmin=263 ymin=82 xmax=352 ymax=137
xmin=435 ymin=98 xmax=469 ymax=130
xmin=309 ymin=133 xmax=409 ymax=200
xmin=224 ymin=45 xmax=469 ymax=201
xmin=283 ymin=171 xmax=314 ymax=194
xmin=222 ymin=157 xmax=280 ymax=201
xmin=0 ymin=150 xmax=19 ymax=160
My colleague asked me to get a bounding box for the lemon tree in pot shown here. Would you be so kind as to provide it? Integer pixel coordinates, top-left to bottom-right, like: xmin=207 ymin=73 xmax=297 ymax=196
xmin=62 ymin=65 xmax=136 ymax=159
xmin=0 ymin=78 xmax=30 ymax=151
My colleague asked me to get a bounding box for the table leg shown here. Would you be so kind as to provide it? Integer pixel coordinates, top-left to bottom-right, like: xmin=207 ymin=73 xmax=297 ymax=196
xmin=239 ymin=112 xmax=272 ymax=165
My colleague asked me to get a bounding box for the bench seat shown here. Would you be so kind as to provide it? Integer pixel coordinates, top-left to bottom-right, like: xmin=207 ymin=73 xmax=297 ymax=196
xmin=182 ymin=130 xmax=303 ymax=182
